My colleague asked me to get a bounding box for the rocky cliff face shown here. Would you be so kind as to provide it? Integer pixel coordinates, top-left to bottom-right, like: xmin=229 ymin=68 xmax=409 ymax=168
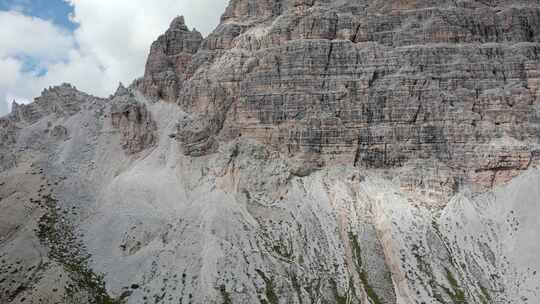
xmin=141 ymin=16 xmax=203 ymax=102
xmin=140 ymin=0 xmax=540 ymax=197
xmin=111 ymin=85 xmax=157 ymax=154
xmin=1 ymin=1 xmax=540 ymax=304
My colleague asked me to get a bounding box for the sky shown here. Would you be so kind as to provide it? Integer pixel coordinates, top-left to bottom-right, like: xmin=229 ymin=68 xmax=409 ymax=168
xmin=0 ymin=0 xmax=229 ymax=116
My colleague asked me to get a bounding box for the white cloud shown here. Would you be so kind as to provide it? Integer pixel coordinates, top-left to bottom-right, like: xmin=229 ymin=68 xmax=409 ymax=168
xmin=0 ymin=11 xmax=76 ymax=116
xmin=0 ymin=57 xmax=22 ymax=115
xmin=0 ymin=0 xmax=229 ymax=116
xmin=0 ymin=11 xmax=74 ymax=62
xmin=0 ymin=57 xmax=22 ymax=88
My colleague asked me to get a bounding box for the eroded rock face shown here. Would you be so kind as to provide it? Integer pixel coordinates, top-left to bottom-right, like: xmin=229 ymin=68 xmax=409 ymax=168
xmin=174 ymin=113 xmax=218 ymax=156
xmin=141 ymin=16 xmax=203 ymax=102
xmin=142 ymin=0 xmax=540 ymax=195
xmin=0 ymin=84 xmax=100 ymax=172
xmin=50 ymin=125 xmax=69 ymax=141
xmin=0 ymin=119 xmax=17 ymax=172
xmin=111 ymin=90 xmax=157 ymax=154
xmin=10 ymin=83 xmax=91 ymax=124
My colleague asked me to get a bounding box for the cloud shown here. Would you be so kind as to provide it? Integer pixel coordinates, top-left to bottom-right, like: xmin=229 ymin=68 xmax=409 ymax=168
xmin=0 ymin=57 xmax=21 ymax=115
xmin=0 ymin=11 xmax=76 ymax=115
xmin=0 ymin=0 xmax=229 ymax=116
xmin=0 ymin=11 xmax=74 ymax=61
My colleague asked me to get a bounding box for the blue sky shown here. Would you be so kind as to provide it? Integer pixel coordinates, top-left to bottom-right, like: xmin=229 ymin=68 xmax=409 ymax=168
xmin=0 ymin=0 xmax=228 ymax=116
xmin=0 ymin=0 xmax=77 ymax=30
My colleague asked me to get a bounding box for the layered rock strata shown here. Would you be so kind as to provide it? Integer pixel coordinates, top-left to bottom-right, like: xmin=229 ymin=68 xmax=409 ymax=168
xmin=111 ymin=87 xmax=157 ymax=154
xmin=138 ymin=0 xmax=540 ymax=197
xmin=141 ymin=16 xmax=203 ymax=102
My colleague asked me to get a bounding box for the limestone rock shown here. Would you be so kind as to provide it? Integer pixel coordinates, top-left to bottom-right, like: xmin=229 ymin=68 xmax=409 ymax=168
xmin=140 ymin=15 xmax=203 ymax=102
xmin=10 ymin=83 xmax=91 ymax=124
xmin=174 ymin=113 xmax=218 ymax=156
xmin=50 ymin=125 xmax=69 ymax=141
xmin=111 ymin=92 xmax=157 ymax=154
xmin=144 ymin=0 xmax=540 ymax=195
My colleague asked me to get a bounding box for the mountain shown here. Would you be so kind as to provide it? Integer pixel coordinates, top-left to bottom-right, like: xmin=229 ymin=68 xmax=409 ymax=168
xmin=1 ymin=1 xmax=540 ymax=303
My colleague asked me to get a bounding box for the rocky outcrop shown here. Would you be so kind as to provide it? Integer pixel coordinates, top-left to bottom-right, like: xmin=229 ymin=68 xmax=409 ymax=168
xmin=10 ymin=83 xmax=92 ymax=124
xmin=142 ymin=0 xmax=540 ymax=195
xmin=49 ymin=124 xmax=69 ymax=142
xmin=174 ymin=113 xmax=218 ymax=156
xmin=0 ymin=84 xmax=99 ymax=172
xmin=0 ymin=118 xmax=17 ymax=171
xmin=111 ymin=92 xmax=157 ymax=154
xmin=141 ymin=16 xmax=203 ymax=102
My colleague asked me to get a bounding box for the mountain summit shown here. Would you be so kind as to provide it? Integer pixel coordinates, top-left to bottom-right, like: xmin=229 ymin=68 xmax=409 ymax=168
xmin=1 ymin=1 xmax=540 ymax=303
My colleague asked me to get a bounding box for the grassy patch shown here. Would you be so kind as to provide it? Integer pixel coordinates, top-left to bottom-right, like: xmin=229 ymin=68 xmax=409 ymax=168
xmin=336 ymin=292 xmax=348 ymax=304
xmin=442 ymin=268 xmax=466 ymax=304
xmin=478 ymin=283 xmax=491 ymax=304
xmin=348 ymin=232 xmax=363 ymax=271
xmin=349 ymin=232 xmax=382 ymax=304
xmin=219 ymin=284 xmax=232 ymax=304
xmin=255 ymin=269 xmax=279 ymax=304
xmin=359 ymin=271 xmax=382 ymax=304
xmin=272 ymin=241 xmax=293 ymax=259
xmin=330 ymin=278 xmax=348 ymax=304
xmin=37 ymin=195 xmax=123 ymax=304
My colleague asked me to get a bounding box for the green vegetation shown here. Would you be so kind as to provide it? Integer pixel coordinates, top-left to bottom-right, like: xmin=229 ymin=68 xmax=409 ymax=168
xmin=330 ymin=278 xmax=348 ymax=304
xmin=336 ymin=292 xmax=348 ymax=304
xmin=478 ymin=283 xmax=491 ymax=304
xmin=349 ymin=232 xmax=363 ymax=270
xmin=271 ymin=240 xmax=293 ymax=259
xmin=349 ymin=232 xmax=382 ymax=304
xmin=359 ymin=271 xmax=382 ymax=304
xmin=219 ymin=284 xmax=232 ymax=304
xmin=442 ymin=268 xmax=466 ymax=304
xmin=37 ymin=195 xmax=123 ymax=304
xmin=255 ymin=269 xmax=279 ymax=304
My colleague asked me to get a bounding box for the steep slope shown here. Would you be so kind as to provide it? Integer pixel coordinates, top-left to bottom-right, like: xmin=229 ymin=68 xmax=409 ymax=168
xmin=1 ymin=1 xmax=540 ymax=304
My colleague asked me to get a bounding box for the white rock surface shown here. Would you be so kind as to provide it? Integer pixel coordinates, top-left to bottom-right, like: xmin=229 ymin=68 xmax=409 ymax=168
xmin=1 ymin=87 xmax=538 ymax=303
